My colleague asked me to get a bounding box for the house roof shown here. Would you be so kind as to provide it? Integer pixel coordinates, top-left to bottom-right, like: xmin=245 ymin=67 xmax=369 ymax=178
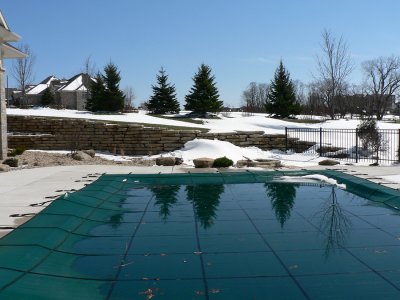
xmin=1 ymin=42 xmax=26 ymax=58
xmin=26 ymin=84 xmax=49 ymax=95
xmin=27 ymin=76 xmax=59 ymax=95
xmin=0 ymin=10 xmax=22 ymax=42
xmin=27 ymin=73 xmax=94 ymax=95
xmin=0 ymin=10 xmax=9 ymax=30
xmin=39 ymin=75 xmax=59 ymax=85
xmin=58 ymin=73 xmax=94 ymax=92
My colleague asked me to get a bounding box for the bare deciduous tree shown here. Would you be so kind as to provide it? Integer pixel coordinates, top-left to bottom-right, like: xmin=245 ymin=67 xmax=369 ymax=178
xmin=257 ymin=83 xmax=269 ymax=109
xmin=315 ymin=29 xmax=353 ymax=119
xmin=293 ymin=80 xmax=307 ymax=105
xmin=82 ymin=55 xmax=97 ymax=77
xmin=362 ymin=56 xmax=400 ymax=120
xmin=242 ymin=82 xmax=258 ymax=115
xmin=123 ymin=86 xmax=135 ymax=110
xmin=242 ymin=82 xmax=269 ymax=115
xmin=304 ymin=81 xmax=326 ymax=116
xmin=11 ymin=44 xmax=35 ymax=105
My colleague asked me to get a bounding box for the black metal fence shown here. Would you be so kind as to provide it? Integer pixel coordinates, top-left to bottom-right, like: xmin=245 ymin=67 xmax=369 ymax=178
xmin=285 ymin=127 xmax=400 ymax=164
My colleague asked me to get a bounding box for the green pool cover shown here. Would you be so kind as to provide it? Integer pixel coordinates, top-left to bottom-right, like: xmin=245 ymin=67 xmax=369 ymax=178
xmin=1 ymin=170 xmax=400 ymax=299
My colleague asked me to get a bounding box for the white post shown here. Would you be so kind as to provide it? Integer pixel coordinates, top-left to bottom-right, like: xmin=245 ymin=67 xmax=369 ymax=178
xmin=0 ymin=53 xmax=6 ymax=160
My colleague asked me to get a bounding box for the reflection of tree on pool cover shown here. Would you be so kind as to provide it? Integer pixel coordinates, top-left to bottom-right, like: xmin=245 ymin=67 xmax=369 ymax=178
xmin=109 ymin=213 xmax=123 ymax=228
xmin=149 ymin=185 xmax=180 ymax=221
xmin=265 ymin=182 xmax=298 ymax=228
xmin=316 ymin=186 xmax=351 ymax=258
xmin=186 ymin=184 xmax=225 ymax=229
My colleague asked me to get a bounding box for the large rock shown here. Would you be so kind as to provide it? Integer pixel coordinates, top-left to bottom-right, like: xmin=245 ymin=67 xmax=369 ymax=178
xmin=175 ymin=157 xmax=183 ymax=165
xmin=193 ymin=157 xmax=215 ymax=168
xmin=318 ymin=159 xmax=340 ymax=166
xmin=0 ymin=164 xmax=10 ymax=172
xmin=83 ymin=149 xmax=96 ymax=158
xmin=72 ymin=151 xmax=92 ymax=161
xmin=236 ymin=159 xmax=281 ymax=168
xmin=156 ymin=156 xmax=176 ymax=166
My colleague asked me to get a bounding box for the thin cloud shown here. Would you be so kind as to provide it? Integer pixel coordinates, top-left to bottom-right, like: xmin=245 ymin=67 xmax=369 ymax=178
xmin=240 ymin=55 xmax=313 ymax=65
xmin=240 ymin=56 xmax=276 ymax=64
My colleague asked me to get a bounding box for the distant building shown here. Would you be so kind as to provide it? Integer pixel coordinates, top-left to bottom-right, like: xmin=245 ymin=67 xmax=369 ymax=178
xmin=13 ymin=73 xmax=95 ymax=110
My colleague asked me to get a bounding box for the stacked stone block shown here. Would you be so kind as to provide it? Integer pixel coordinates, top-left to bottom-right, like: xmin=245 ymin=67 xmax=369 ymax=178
xmin=7 ymin=116 xmax=304 ymax=155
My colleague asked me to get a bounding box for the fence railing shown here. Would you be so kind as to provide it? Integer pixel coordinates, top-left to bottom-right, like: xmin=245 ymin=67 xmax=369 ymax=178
xmin=285 ymin=127 xmax=400 ymax=164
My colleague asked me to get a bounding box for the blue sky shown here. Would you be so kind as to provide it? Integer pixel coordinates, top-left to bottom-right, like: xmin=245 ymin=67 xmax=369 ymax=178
xmin=3 ymin=0 xmax=400 ymax=107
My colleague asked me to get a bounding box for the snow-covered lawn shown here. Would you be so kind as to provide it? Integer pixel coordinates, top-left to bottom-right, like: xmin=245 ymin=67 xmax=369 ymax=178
xmin=8 ymin=108 xmax=400 ymax=134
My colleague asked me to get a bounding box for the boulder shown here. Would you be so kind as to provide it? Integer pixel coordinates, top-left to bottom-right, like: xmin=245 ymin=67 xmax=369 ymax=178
xmin=83 ymin=149 xmax=96 ymax=158
xmin=193 ymin=157 xmax=215 ymax=168
xmin=318 ymin=159 xmax=340 ymax=166
xmin=0 ymin=164 xmax=10 ymax=172
xmin=72 ymin=151 xmax=92 ymax=161
xmin=236 ymin=160 xmax=256 ymax=168
xmin=254 ymin=159 xmax=282 ymax=168
xmin=156 ymin=156 xmax=176 ymax=166
xmin=236 ymin=159 xmax=281 ymax=168
xmin=175 ymin=157 xmax=184 ymax=165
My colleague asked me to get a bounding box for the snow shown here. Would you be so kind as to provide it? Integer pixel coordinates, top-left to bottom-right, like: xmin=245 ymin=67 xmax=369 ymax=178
xmin=381 ymin=175 xmax=400 ymax=184
xmin=7 ymin=108 xmax=207 ymax=129
xmin=165 ymin=139 xmax=325 ymax=167
xmin=26 ymin=84 xmax=48 ymax=95
xmin=42 ymin=76 xmax=58 ymax=85
xmin=61 ymin=75 xmax=85 ymax=91
xmin=8 ymin=108 xmax=400 ymax=134
xmin=280 ymin=174 xmax=346 ymax=189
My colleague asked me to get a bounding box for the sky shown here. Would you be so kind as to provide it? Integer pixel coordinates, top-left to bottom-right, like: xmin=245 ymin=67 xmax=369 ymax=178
xmin=3 ymin=0 xmax=400 ymax=107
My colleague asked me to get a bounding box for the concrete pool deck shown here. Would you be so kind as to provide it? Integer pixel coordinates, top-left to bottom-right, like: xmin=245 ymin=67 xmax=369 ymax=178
xmin=1 ymin=164 xmax=400 ymax=237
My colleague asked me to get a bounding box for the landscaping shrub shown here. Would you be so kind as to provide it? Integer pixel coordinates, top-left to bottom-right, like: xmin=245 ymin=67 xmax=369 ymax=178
xmin=14 ymin=146 xmax=26 ymax=155
xmin=8 ymin=146 xmax=26 ymax=157
xmin=3 ymin=158 xmax=18 ymax=167
xmin=212 ymin=156 xmax=233 ymax=168
xmin=357 ymin=119 xmax=387 ymax=163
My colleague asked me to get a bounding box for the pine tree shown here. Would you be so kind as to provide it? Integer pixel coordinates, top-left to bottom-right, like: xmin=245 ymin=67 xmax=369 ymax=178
xmin=266 ymin=61 xmax=301 ymax=118
xmin=147 ymin=67 xmax=180 ymax=114
xmin=184 ymin=64 xmax=223 ymax=116
xmin=86 ymin=72 xmax=104 ymax=111
xmin=41 ymin=87 xmax=55 ymax=107
xmin=102 ymin=63 xmax=125 ymax=112
xmin=87 ymin=63 xmax=125 ymax=112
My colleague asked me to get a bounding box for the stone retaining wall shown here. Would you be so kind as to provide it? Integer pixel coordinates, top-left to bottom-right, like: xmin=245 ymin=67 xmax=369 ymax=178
xmin=7 ymin=115 xmax=304 ymax=155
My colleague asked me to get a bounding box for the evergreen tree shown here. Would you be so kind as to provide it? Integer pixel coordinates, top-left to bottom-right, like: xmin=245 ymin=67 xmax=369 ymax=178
xmin=266 ymin=61 xmax=301 ymax=118
xmin=86 ymin=72 xmax=104 ymax=111
xmin=147 ymin=67 xmax=180 ymax=114
xmin=87 ymin=63 xmax=125 ymax=112
xmin=102 ymin=63 xmax=125 ymax=112
xmin=41 ymin=87 xmax=55 ymax=107
xmin=184 ymin=64 xmax=223 ymax=115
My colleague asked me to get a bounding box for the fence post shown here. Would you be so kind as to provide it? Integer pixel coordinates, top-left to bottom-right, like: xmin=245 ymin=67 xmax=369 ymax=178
xmin=398 ymin=129 xmax=400 ymax=162
xmin=285 ymin=127 xmax=288 ymax=152
xmin=355 ymin=128 xmax=358 ymax=163
xmin=319 ymin=127 xmax=323 ymax=157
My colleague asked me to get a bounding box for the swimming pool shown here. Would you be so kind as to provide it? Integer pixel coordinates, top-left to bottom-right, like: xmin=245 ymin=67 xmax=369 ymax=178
xmin=0 ymin=170 xmax=400 ymax=299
